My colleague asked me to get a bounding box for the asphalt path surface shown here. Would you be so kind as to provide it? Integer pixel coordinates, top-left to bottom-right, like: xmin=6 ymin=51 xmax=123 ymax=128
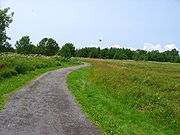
xmin=0 ymin=63 xmax=101 ymax=135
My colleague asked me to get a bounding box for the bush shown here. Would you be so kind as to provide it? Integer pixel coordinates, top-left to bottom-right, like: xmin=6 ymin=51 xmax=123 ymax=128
xmin=53 ymin=56 xmax=70 ymax=62
xmin=15 ymin=64 xmax=28 ymax=74
xmin=14 ymin=60 xmax=36 ymax=74
xmin=0 ymin=53 xmax=80 ymax=80
xmin=34 ymin=63 xmax=48 ymax=69
xmin=0 ymin=68 xmax=17 ymax=79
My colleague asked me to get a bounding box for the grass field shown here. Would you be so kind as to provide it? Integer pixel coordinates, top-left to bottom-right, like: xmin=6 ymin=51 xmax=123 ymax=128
xmin=67 ymin=58 xmax=180 ymax=135
xmin=0 ymin=53 xmax=81 ymax=110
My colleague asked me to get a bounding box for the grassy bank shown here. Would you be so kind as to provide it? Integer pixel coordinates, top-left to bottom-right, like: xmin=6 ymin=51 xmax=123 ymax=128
xmin=67 ymin=58 xmax=180 ymax=135
xmin=0 ymin=53 xmax=81 ymax=110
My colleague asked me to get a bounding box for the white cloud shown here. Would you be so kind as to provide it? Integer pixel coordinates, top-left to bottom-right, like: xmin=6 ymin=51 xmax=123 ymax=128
xmin=143 ymin=43 xmax=179 ymax=52
xmin=113 ymin=45 xmax=122 ymax=48
xmin=143 ymin=43 xmax=162 ymax=51
xmin=89 ymin=45 xmax=101 ymax=48
xmin=129 ymin=47 xmax=136 ymax=51
xmin=164 ymin=44 xmax=178 ymax=51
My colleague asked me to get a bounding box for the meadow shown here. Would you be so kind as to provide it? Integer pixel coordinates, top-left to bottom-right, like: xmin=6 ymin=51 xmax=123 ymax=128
xmin=0 ymin=53 xmax=80 ymax=110
xmin=67 ymin=58 xmax=180 ymax=135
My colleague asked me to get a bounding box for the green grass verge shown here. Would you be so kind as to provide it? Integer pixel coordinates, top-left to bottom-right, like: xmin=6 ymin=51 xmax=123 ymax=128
xmin=0 ymin=62 xmax=80 ymax=111
xmin=67 ymin=66 xmax=176 ymax=135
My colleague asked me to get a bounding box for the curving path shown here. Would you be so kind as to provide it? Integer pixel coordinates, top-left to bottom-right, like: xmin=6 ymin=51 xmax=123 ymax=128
xmin=0 ymin=63 xmax=101 ymax=135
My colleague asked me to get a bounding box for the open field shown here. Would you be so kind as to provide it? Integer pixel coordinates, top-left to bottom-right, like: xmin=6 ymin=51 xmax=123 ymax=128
xmin=0 ymin=53 xmax=81 ymax=110
xmin=67 ymin=58 xmax=180 ymax=135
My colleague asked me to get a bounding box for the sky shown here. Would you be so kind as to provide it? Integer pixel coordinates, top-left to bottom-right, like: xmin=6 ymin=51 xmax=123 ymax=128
xmin=0 ymin=0 xmax=180 ymax=51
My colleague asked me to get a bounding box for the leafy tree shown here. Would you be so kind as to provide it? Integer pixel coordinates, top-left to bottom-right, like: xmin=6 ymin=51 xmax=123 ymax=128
xmin=88 ymin=47 xmax=100 ymax=58
xmin=15 ymin=36 xmax=35 ymax=54
xmin=37 ymin=38 xmax=59 ymax=56
xmin=59 ymin=43 xmax=75 ymax=58
xmin=0 ymin=42 xmax=14 ymax=52
xmin=75 ymin=46 xmax=180 ymax=63
xmin=132 ymin=49 xmax=148 ymax=61
xmin=108 ymin=48 xmax=118 ymax=59
xmin=146 ymin=50 xmax=160 ymax=61
xmin=136 ymin=49 xmax=147 ymax=55
xmin=132 ymin=53 xmax=141 ymax=61
xmin=174 ymin=56 xmax=180 ymax=63
xmin=0 ymin=7 xmax=14 ymax=52
xmin=113 ymin=51 xmax=128 ymax=60
xmin=164 ymin=49 xmax=179 ymax=57
xmin=75 ymin=47 xmax=100 ymax=58
xmin=75 ymin=48 xmax=89 ymax=57
xmin=100 ymin=48 xmax=109 ymax=59
xmin=123 ymin=49 xmax=135 ymax=59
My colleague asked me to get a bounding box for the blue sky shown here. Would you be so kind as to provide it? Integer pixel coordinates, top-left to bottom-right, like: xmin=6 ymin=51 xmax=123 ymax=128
xmin=0 ymin=0 xmax=180 ymax=51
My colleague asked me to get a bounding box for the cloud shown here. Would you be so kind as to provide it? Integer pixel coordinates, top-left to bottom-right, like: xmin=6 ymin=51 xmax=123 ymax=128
xmin=113 ymin=45 xmax=122 ymax=48
xmin=143 ymin=43 xmax=179 ymax=52
xmin=129 ymin=47 xmax=136 ymax=51
xmin=164 ymin=44 xmax=178 ymax=51
xmin=143 ymin=43 xmax=162 ymax=51
xmin=89 ymin=45 xmax=101 ymax=48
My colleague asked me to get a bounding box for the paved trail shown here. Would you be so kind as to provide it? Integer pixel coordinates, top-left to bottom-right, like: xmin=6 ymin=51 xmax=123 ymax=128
xmin=0 ymin=63 xmax=101 ymax=135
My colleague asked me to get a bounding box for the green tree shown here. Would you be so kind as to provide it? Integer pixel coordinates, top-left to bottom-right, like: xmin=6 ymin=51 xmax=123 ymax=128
xmin=75 ymin=48 xmax=89 ymax=57
xmin=59 ymin=43 xmax=75 ymax=58
xmin=0 ymin=7 xmax=14 ymax=52
xmin=37 ymin=38 xmax=59 ymax=56
xmin=108 ymin=48 xmax=118 ymax=59
xmin=136 ymin=49 xmax=147 ymax=55
xmin=100 ymin=48 xmax=109 ymax=59
xmin=88 ymin=47 xmax=100 ymax=58
xmin=113 ymin=52 xmax=128 ymax=60
xmin=15 ymin=36 xmax=35 ymax=54
xmin=174 ymin=56 xmax=180 ymax=63
xmin=3 ymin=42 xmax=14 ymax=52
xmin=146 ymin=50 xmax=160 ymax=61
xmin=132 ymin=49 xmax=148 ymax=61
xmin=164 ymin=49 xmax=179 ymax=57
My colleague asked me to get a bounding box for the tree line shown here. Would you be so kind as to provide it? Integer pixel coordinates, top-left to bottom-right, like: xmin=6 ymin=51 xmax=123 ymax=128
xmin=0 ymin=8 xmax=180 ymax=63
xmin=76 ymin=47 xmax=180 ymax=63
xmin=2 ymin=34 xmax=180 ymax=63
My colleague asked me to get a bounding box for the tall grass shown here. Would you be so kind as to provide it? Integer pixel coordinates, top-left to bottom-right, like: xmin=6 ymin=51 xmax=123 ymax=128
xmin=0 ymin=53 xmax=81 ymax=110
xmin=0 ymin=53 xmax=78 ymax=79
xmin=68 ymin=58 xmax=180 ymax=134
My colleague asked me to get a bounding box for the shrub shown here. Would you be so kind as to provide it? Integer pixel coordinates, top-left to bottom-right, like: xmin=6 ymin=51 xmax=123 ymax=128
xmin=0 ymin=53 xmax=79 ymax=80
xmin=53 ymin=56 xmax=70 ymax=62
xmin=0 ymin=68 xmax=17 ymax=79
xmin=14 ymin=61 xmax=36 ymax=74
